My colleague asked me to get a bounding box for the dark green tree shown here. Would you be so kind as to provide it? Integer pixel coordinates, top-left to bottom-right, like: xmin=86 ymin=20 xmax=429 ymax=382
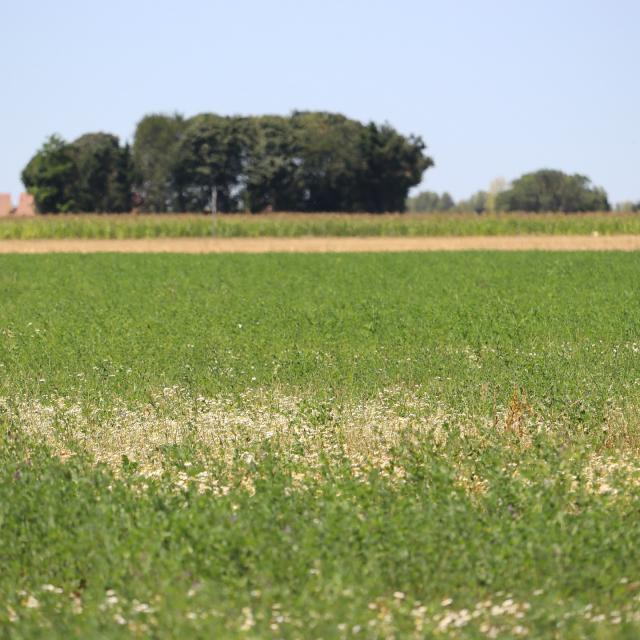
xmin=243 ymin=115 xmax=303 ymax=212
xmin=70 ymin=133 xmax=133 ymax=212
xmin=23 ymin=111 xmax=434 ymax=214
xmin=172 ymin=115 xmax=253 ymax=212
xmin=496 ymin=169 xmax=610 ymax=212
xmin=288 ymin=111 xmax=366 ymax=211
xmin=114 ymin=144 xmax=135 ymax=211
xmin=355 ymin=123 xmax=433 ymax=212
xmin=21 ymin=135 xmax=78 ymax=213
xmin=244 ymin=113 xmax=432 ymax=213
xmin=132 ymin=113 xmax=186 ymax=211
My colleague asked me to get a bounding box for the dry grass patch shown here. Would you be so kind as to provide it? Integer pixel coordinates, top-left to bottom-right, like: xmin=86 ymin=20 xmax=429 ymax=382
xmin=4 ymin=387 xmax=640 ymax=499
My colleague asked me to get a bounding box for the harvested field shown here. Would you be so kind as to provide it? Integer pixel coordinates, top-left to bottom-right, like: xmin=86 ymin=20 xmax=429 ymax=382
xmin=2 ymin=234 xmax=640 ymax=253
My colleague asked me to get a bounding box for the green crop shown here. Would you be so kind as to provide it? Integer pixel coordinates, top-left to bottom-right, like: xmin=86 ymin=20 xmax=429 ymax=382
xmin=1 ymin=252 xmax=639 ymax=638
xmin=2 ymin=211 xmax=640 ymax=239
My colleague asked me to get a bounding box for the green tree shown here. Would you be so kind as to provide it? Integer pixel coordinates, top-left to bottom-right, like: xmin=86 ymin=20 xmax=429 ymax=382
xmin=172 ymin=115 xmax=253 ymax=212
xmin=407 ymin=191 xmax=440 ymax=212
xmin=132 ymin=113 xmax=186 ymax=211
xmin=496 ymin=169 xmax=610 ymax=212
xmin=439 ymin=192 xmax=455 ymax=211
xmin=243 ymin=115 xmax=302 ymax=212
xmin=21 ymin=135 xmax=78 ymax=213
xmin=25 ymin=111 xmax=434 ymax=214
xmin=289 ymin=111 xmax=365 ymax=211
xmin=70 ymin=133 xmax=133 ymax=212
xmin=456 ymin=191 xmax=488 ymax=213
xmin=407 ymin=191 xmax=455 ymax=212
xmin=355 ymin=123 xmax=433 ymax=212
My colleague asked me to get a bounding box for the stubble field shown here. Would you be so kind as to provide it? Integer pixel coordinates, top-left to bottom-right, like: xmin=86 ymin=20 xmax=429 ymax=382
xmin=1 ymin=252 xmax=640 ymax=638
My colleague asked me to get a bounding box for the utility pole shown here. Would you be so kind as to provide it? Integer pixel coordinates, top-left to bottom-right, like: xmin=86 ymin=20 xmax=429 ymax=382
xmin=211 ymin=187 xmax=218 ymax=237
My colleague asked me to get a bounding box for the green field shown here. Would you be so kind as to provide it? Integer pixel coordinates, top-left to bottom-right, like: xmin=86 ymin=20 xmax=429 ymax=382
xmin=2 ymin=211 xmax=640 ymax=239
xmin=2 ymin=252 xmax=640 ymax=638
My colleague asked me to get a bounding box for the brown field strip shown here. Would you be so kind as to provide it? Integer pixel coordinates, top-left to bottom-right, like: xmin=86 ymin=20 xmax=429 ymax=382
xmin=1 ymin=235 xmax=640 ymax=254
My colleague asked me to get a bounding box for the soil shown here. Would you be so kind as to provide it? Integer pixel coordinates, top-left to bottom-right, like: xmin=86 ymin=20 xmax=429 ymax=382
xmin=1 ymin=235 xmax=640 ymax=254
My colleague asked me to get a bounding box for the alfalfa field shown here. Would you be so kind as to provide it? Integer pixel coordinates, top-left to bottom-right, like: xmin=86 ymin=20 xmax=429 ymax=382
xmin=1 ymin=251 xmax=640 ymax=638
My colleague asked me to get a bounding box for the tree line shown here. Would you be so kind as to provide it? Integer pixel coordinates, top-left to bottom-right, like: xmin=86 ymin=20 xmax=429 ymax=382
xmin=408 ymin=170 xmax=623 ymax=214
xmin=22 ymin=115 xmax=636 ymax=214
xmin=22 ymin=112 xmax=432 ymax=213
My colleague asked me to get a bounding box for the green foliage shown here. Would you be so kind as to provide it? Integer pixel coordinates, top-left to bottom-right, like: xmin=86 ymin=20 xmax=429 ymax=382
xmin=21 ymin=135 xmax=78 ymax=213
xmin=497 ymin=169 xmax=610 ymax=212
xmin=456 ymin=190 xmax=488 ymax=213
xmin=132 ymin=113 xmax=186 ymax=212
xmin=129 ymin=112 xmax=441 ymax=214
xmin=86 ymin=111 xmax=434 ymax=213
xmin=355 ymin=122 xmax=433 ymax=212
xmin=242 ymin=115 xmax=302 ymax=212
xmin=4 ymin=212 xmax=640 ymax=239
xmin=70 ymin=133 xmax=133 ymax=212
xmin=407 ymin=190 xmax=455 ymax=212
xmin=21 ymin=134 xmax=133 ymax=213
xmin=1 ymin=253 xmax=640 ymax=637
xmin=287 ymin=111 xmax=365 ymax=212
xmin=173 ymin=114 xmax=253 ymax=212
xmin=0 ymin=252 xmax=638 ymax=411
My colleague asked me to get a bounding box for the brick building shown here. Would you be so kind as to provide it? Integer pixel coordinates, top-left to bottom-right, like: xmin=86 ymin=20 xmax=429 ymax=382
xmin=0 ymin=193 xmax=36 ymax=217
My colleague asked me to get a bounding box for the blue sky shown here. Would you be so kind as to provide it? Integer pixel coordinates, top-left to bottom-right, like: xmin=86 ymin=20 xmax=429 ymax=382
xmin=2 ymin=0 xmax=638 ymax=204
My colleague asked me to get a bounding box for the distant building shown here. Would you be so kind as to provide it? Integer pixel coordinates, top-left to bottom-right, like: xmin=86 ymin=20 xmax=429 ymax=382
xmin=0 ymin=193 xmax=36 ymax=217
xmin=15 ymin=193 xmax=36 ymax=216
xmin=0 ymin=193 xmax=11 ymax=217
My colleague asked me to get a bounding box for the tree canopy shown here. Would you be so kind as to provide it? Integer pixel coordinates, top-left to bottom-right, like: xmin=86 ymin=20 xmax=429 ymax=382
xmin=496 ymin=169 xmax=610 ymax=212
xmin=406 ymin=191 xmax=455 ymax=212
xmin=408 ymin=171 xmax=612 ymax=214
xmin=23 ymin=112 xmax=432 ymax=213
xmin=407 ymin=190 xmax=487 ymax=213
xmin=22 ymin=133 xmax=133 ymax=213
xmin=21 ymin=135 xmax=79 ymax=213
xmin=131 ymin=113 xmax=185 ymax=212
xmin=23 ymin=122 xmax=619 ymax=214
xmin=133 ymin=111 xmax=433 ymax=213
xmin=71 ymin=133 xmax=133 ymax=212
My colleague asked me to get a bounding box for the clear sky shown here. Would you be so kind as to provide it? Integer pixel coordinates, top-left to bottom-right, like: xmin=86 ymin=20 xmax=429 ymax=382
xmin=2 ymin=0 xmax=639 ymax=204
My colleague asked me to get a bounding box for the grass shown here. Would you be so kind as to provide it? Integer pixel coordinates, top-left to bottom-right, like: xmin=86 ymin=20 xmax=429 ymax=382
xmin=1 ymin=252 xmax=640 ymax=638
xmin=2 ymin=211 xmax=640 ymax=239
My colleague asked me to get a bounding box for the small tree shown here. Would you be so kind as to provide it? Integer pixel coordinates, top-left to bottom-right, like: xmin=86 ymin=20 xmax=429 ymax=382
xmin=485 ymin=177 xmax=507 ymax=213
xmin=21 ymin=135 xmax=78 ymax=213
xmin=456 ymin=191 xmax=488 ymax=213
xmin=406 ymin=191 xmax=455 ymax=212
